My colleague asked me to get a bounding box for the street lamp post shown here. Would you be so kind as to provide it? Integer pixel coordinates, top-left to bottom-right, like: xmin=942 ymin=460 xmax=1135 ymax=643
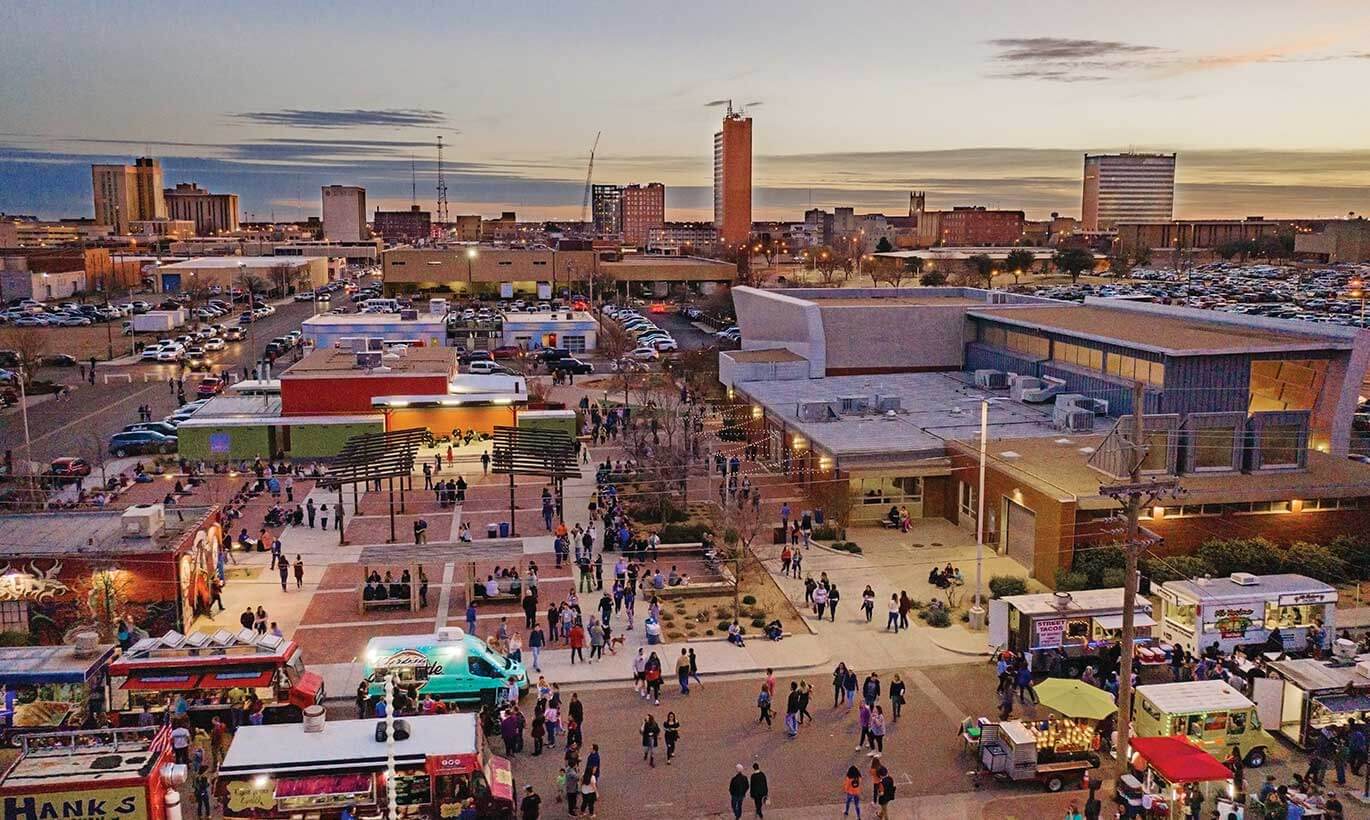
xmin=466 ymin=247 xmax=478 ymax=295
xmin=1349 ymin=278 xmax=1366 ymax=326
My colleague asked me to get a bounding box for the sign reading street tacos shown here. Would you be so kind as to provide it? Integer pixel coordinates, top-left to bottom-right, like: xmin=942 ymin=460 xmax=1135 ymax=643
xmin=1034 ymin=619 xmax=1065 ymax=649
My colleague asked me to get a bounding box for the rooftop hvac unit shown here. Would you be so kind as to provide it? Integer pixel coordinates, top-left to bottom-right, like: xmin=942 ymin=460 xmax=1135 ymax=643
xmin=1057 ymin=409 xmax=1095 ymax=432
xmin=437 ymin=626 xmax=466 ymax=642
xmin=1229 ymin=572 xmax=1260 ymax=586
xmin=797 ymin=401 xmax=839 ymax=423
xmin=355 ymin=351 xmax=383 ymax=369
xmin=974 ymin=369 xmax=1009 ymax=389
xmin=873 ymin=395 xmax=902 ymax=413
xmin=121 ymin=504 xmax=165 ymax=537
xmin=367 ymin=337 xmax=385 ymax=351
xmin=399 ymin=309 xmax=419 ymax=320
xmin=350 ymin=337 xmax=369 ymax=353
xmin=837 ymin=395 xmax=870 ymax=414
xmin=1357 ymin=659 xmax=1370 ymax=679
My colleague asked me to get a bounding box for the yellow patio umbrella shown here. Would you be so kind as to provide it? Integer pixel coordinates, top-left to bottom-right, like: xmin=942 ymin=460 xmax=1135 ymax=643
xmin=1034 ymin=678 xmax=1119 ymax=722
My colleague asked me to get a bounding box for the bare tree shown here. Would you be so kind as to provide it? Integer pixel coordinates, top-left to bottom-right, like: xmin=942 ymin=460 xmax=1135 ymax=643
xmin=0 ymin=328 xmax=47 ymax=387
xmin=81 ymin=431 xmax=110 ymax=490
xmin=718 ymin=496 xmax=766 ymax=623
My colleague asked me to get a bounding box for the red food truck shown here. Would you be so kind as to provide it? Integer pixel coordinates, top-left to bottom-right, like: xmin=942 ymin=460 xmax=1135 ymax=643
xmin=0 ymin=726 xmax=176 ymax=820
xmin=216 ymin=713 xmax=514 ymax=819
xmin=108 ymin=628 xmax=324 ymax=730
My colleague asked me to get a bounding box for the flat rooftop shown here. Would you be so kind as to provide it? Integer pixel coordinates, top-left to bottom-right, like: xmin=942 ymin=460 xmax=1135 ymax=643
xmin=946 ymin=435 xmax=1370 ymax=509
xmin=736 ymin=371 xmax=1066 ymax=460
xmin=814 ymin=295 xmax=986 ymax=308
xmin=302 ymin=313 xmax=446 ymax=326
xmin=1 ymin=729 xmax=166 ymax=786
xmin=158 ymin=256 xmax=316 ymax=269
xmin=1161 ymin=573 xmax=1335 ymax=604
xmin=969 ymin=303 xmax=1350 ymax=356
xmin=1136 ymin=681 xmax=1254 ymax=713
xmin=194 ymin=395 xmax=284 ymax=418
xmin=284 ymin=345 xmax=455 ymax=377
xmin=0 ymin=506 xmax=213 ymax=557
xmin=220 ymin=713 xmax=477 ymax=775
xmin=502 ymin=311 xmax=595 ymax=323
xmin=727 ymin=348 xmax=808 ymax=364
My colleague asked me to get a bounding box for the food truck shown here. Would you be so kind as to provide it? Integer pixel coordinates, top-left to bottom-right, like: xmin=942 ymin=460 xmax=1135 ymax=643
xmin=973 ymin=718 xmax=1099 ymax=792
xmin=1117 ymin=735 xmax=1240 ymax=820
xmin=989 ymin=588 xmax=1158 ymax=677
xmin=216 ymin=713 xmax=514 ymax=820
xmin=1132 ymin=681 xmax=1275 ymax=767
xmin=0 ymin=642 xmax=116 ymax=744
xmin=1253 ymin=648 xmax=1370 ymax=749
xmin=362 ymin=628 xmax=528 ymax=705
xmin=1158 ymin=572 xmax=1335 ymax=657
xmin=0 ymin=727 xmax=176 ymax=820
xmin=108 ymin=628 xmax=324 ymax=729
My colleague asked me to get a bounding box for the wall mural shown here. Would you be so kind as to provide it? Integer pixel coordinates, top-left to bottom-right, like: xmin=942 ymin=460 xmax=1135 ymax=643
xmin=0 ymin=561 xmax=70 ymax=603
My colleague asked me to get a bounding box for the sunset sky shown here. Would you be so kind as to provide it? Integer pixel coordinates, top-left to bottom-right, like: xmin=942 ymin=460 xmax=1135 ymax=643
xmin=3 ymin=0 xmax=1369 ymax=222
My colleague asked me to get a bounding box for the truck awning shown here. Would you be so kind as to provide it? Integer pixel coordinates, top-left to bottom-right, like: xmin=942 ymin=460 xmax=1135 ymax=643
xmin=1093 ymin=613 xmax=1156 ymax=630
xmin=1313 ymin=693 xmax=1370 ymax=715
xmin=200 ymin=669 xmax=276 ymax=690
xmin=122 ymin=672 xmax=202 ymax=691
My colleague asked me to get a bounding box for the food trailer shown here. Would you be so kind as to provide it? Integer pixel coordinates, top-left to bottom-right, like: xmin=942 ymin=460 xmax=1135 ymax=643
xmin=989 ymin=588 xmax=1159 ymax=677
xmin=216 ymin=712 xmax=514 ymax=820
xmin=0 ymin=726 xmax=176 ymax=820
xmin=1158 ymin=572 xmax=1336 ymax=657
xmin=975 ymin=718 xmax=1099 ymax=792
xmin=0 ymin=642 xmax=116 ymax=744
xmin=108 ymin=628 xmax=324 ymax=730
xmin=1253 ymin=649 xmax=1370 ymax=749
xmin=362 ymin=628 xmax=528 ymax=705
xmin=1118 ymin=735 xmax=1241 ymax=820
xmin=1132 ymin=681 xmax=1275 ymax=767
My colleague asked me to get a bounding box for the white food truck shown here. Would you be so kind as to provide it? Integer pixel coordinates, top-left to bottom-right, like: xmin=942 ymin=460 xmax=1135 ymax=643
xmin=1158 ymin=573 xmax=1336 ymax=657
xmin=989 ymin=588 xmax=1158 ymax=677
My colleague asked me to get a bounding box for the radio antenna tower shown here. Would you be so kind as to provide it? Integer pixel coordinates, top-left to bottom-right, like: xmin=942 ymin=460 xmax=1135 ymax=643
xmin=435 ymin=136 xmax=450 ymax=225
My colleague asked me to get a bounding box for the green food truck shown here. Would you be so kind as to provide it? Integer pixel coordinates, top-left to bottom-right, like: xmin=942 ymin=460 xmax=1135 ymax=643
xmin=362 ymin=628 xmax=529 ymax=704
xmin=1132 ymin=680 xmax=1275 ymax=767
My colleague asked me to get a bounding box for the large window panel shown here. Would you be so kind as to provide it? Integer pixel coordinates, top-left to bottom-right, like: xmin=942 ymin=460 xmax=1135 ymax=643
xmin=1191 ymin=425 xmax=1239 ymax=471
xmin=1260 ymin=423 xmax=1304 ymax=468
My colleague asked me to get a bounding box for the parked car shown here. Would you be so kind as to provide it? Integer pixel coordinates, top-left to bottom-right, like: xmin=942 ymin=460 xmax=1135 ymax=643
xmin=547 ymin=357 xmax=594 ymax=375
xmin=224 ymin=327 xmax=245 ymax=341
xmin=109 ymin=430 xmax=177 ymax=457
xmin=47 ymin=457 xmax=91 ymax=481
xmin=41 ymin=354 xmax=78 ymax=367
xmin=203 ymin=337 xmax=226 ymax=351
xmin=196 ymin=377 xmax=225 ymax=399
xmin=490 ymin=345 xmax=523 ymax=360
xmin=630 ymin=346 xmax=660 ymax=361
xmin=459 ymin=350 xmax=493 ymax=364
xmin=124 ymin=421 xmax=179 ymax=437
xmin=294 ymin=291 xmax=316 ymax=302
xmin=651 ymin=338 xmax=679 ymax=352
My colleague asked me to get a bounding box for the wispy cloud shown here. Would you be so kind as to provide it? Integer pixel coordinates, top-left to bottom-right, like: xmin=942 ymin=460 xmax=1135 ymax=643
xmin=230 ymin=108 xmax=449 ymax=129
xmin=987 ymin=35 xmax=1369 ymax=82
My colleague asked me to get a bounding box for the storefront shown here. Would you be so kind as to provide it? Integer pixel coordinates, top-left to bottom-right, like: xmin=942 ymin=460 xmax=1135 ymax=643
xmin=1159 ymin=573 xmax=1336 ymax=656
xmin=988 ymin=588 xmax=1156 ymax=676
xmin=217 ymin=713 xmax=513 ymax=820
xmin=0 ymin=727 xmax=174 ymax=820
xmin=0 ymin=643 xmax=116 ymax=742
xmin=108 ymin=629 xmax=321 ymax=730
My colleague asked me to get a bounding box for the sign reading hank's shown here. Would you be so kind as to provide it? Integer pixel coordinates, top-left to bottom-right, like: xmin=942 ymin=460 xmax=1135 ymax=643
xmin=4 ymin=789 xmax=146 ymax=820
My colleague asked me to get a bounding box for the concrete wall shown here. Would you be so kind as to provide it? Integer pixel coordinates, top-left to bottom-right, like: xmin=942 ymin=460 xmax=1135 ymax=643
xmin=718 ymin=351 xmax=811 ymax=387
xmin=731 ymin=287 xmax=826 ymax=377
xmin=820 ymin=303 xmax=969 ymax=374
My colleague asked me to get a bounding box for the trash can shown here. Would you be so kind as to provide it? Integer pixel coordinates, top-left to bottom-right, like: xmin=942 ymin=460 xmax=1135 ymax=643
xmin=486 ymin=523 xmax=499 ymax=538
xmin=499 ymin=522 xmax=510 ymax=538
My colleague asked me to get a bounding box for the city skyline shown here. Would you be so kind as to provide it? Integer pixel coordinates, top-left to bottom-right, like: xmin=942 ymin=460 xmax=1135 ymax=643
xmin=3 ymin=0 xmax=1370 ymax=221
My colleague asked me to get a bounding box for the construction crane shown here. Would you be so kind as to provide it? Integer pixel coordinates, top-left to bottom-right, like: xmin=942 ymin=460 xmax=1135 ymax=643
xmin=579 ymin=131 xmax=601 ymax=230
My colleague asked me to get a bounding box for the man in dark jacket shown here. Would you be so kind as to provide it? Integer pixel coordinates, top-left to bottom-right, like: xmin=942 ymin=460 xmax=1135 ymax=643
xmin=728 ymin=765 xmax=749 ymax=819
xmin=519 ymin=785 xmax=541 ymax=820
xmin=749 ymin=762 xmax=768 ymax=817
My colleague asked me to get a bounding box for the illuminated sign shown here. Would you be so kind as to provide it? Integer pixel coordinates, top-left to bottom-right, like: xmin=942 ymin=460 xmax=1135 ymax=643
xmin=1206 ymin=608 xmax=1258 ymax=639
xmin=225 ymin=781 xmax=276 ymax=812
xmin=3 ymin=788 xmax=146 ymax=820
xmin=381 ymin=649 xmax=444 ymax=677
xmin=1277 ymin=591 xmax=1337 ymax=606
xmin=1034 ymin=619 xmax=1065 ymax=649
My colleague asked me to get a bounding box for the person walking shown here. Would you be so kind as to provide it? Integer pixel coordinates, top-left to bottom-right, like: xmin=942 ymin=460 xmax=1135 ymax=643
xmin=886 ymin=594 xmax=900 ymax=632
xmin=528 ymin=625 xmax=545 ymax=673
xmin=827 ymin=583 xmax=840 ymax=621
xmin=784 ymin=681 xmax=800 ymax=738
xmin=306 ymin=498 xmax=316 ymax=528
xmin=832 ymin=663 xmax=848 ymax=708
xmin=519 ymin=785 xmax=541 ymax=820
xmin=844 ymin=667 xmax=858 ymax=708
xmin=842 ymin=766 xmax=863 ymax=819
xmin=663 ymin=711 xmax=680 ymax=764
xmin=857 ymin=701 xmax=872 ymax=750
xmin=861 ymin=586 xmax=875 ymax=623
xmin=687 ymin=648 xmax=703 ymax=689
xmin=293 ymin=555 xmax=304 ymax=590
xmin=578 ymin=769 xmax=598 ymax=818
xmin=640 ymin=713 xmax=660 ymax=768
xmin=888 ymin=675 xmax=906 ymax=722
xmin=862 ymin=672 xmax=881 ymax=709
xmin=749 ymin=763 xmax=769 ymax=818
xmin=869 ymin=706 xmax=887 ymax=752
xmin=563 ymin=762 xmax=580 ymax=816
xmin=568 ymin=621 xmax=586 ymax=665
xmin=194 ymin=771 xmax=212 ymax=819
xmin=676 ymin=649 xmax=691 ymax=695
xmin=797 ymin=680 xmax=813 ymax=725
xmin=728 ymin=765 xmax=750 ymax=820
xmin=466 ymin=601 xmax=478 ymax=636
xmin=876 ymin=767 xmax=895 ymax=820
xmin=756 ymin=685 xmax=773 ymax=728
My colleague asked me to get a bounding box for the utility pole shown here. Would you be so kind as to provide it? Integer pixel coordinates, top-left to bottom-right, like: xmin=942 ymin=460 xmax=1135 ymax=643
xmin=1099 ymin=381 xmax=1177 ymax=768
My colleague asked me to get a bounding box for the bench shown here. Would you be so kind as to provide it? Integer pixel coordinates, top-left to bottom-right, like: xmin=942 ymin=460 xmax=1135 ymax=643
xmin=362 ymin=595 xmax=411 ymax=612
xmin=358 ymin=563 xmax=421 ymax=614
xmin=474 ymin=580 xmax=523 ymax=602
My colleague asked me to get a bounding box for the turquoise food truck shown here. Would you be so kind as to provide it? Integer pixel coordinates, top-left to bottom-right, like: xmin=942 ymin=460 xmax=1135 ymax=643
xmin=363 ymin=628 xmax=529 ymax=704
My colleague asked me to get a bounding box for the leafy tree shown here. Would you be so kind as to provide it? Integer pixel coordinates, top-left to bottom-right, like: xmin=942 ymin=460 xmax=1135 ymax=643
xmin=1280 ymin=542 xmax=1342 ymax=583
xmin=875 ymin=236 xmax=894 ymax=253
xmin=1108 ymin=255 xmax=1132 ymax=278
xmin=1132 ymin=246 xmax=1153 ymax=267
xmin=1004 ymin=249 xmax=1037 ymax=284
xmin=904 ymin=255 xmax=925 ymax=278
xmin=919 ymin=270 xmax=947 ymax=286
xmin=967 ymin=254 xmax=996 ymax=288
xmin=1195 ymin=538 xmax=1284 ymax=577
xmin=1142 ymin=555 xmax=1213 ymax=583
xmin=1052 ymin=247 xmax=1095 ymax=284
